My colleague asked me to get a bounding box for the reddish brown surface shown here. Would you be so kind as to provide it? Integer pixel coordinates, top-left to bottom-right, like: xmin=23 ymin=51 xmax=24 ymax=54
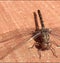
xmin=0 ymin=1 xmax=60 ymax=62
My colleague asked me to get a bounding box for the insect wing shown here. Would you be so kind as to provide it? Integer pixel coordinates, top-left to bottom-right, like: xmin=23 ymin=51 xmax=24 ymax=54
xmin=0 ymin=28 xmax=34 ymax=59
xmin=0 ymin=28 xmax=34 ymax=43
xmin=49 ymin=27 xmax=60 ymax=40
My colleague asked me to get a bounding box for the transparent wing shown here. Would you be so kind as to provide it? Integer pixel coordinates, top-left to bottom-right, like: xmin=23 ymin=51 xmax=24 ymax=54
xmin=0 ymin=28 xmax=35 ymax=59
xmin=0 ymin=28 xmax=34 ymax=43
xmin=49 ymin=27 xmax=60 ymax=47
xmin=49 ymin=27 xmax=60 ymax=40
xmin=0 ymin=30 xmax=41 ymax=59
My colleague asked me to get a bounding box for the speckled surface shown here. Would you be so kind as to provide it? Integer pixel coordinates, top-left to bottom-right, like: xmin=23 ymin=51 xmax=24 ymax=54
xmin=0 ymin=1 xmax=60 ymax=62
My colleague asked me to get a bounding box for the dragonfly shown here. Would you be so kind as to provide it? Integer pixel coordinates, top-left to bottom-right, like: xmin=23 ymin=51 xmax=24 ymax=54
xmin=0 ymin=9 xmax=60 ymax=59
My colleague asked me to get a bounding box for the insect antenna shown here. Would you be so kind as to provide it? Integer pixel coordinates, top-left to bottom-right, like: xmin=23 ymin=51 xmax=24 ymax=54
xmin=37 ymin=9 xmax=45 ymax=28
xmin=33 ymin=12 xmax=39 ymax=31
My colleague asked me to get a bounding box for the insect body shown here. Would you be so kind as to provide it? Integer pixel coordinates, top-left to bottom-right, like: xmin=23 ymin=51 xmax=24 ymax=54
xmin=30 ymin=10 xmax=59 ymax=58
xmin=39 ymin=28 xmax=51 ymax=50
xmin=32 ymin=10 xmax=51 ymax=50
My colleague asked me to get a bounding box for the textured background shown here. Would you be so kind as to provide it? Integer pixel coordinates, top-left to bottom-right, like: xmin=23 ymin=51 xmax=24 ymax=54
xmin=0 ymin=1 xmax=60 ymax=62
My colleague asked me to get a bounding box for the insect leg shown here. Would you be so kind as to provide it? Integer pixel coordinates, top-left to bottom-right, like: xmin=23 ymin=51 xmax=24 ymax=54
xmin=28 ymin=42 xmax=36 ymax=49
xmin=37 ymin=49 xmax=41 ymax=59
xmin=50 ymin=47 xmax=58 ymax=58
xmin=50 ymin=40 xmax=60 ymax=47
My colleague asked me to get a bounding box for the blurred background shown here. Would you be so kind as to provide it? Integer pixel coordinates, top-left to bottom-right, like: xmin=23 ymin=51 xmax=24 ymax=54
xmin=0 ymin=1 xmax=60 ymax=62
